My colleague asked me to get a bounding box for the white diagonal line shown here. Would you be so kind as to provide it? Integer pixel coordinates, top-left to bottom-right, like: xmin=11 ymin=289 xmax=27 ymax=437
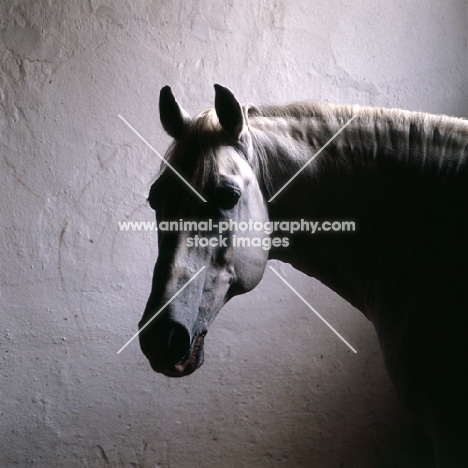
xmin=117 ymin=266 xmax=206 ymax=354
xmin=268 ymin=115 xmax=357 ymax=202
xmin=118 ymin=114 xmax=207 ymax=202
xmin=268 ymin=266 xmax=357 ymax=353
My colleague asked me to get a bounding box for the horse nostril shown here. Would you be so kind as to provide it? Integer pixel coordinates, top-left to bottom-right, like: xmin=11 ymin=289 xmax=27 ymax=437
xmin=165 ymin=323 xmax=191 ymax=363
xmin=139 ymin=319 xmax=191 ymax=366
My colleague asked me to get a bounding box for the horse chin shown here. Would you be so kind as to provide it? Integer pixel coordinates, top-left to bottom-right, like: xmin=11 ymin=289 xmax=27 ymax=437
xmin=152 ymin=334 xmax=205 ymax=378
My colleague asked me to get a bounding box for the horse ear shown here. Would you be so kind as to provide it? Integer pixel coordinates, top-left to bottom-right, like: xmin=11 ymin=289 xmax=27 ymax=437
xmin=214 ymin=84 xmax=246 ymax=140
xmin=159 ymin=86 xmax=191 ymax=139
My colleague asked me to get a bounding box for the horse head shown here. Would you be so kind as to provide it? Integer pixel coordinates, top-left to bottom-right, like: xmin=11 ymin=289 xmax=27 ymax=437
xmin=139 ymin=85 xmax=270 ymax=376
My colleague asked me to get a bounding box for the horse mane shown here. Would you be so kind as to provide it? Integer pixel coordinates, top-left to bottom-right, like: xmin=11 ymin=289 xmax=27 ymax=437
xmin=248 ymin=101 xmax=467 ymax=135
xmin=247 ymin=101 xmax=354 ymax=121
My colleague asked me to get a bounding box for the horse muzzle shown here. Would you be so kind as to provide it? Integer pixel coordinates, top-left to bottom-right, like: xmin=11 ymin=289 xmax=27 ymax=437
xmin=138 ymin=319 xmax=206 ymax=377
xmin=160 ymin=333 xmax=206 ymax=377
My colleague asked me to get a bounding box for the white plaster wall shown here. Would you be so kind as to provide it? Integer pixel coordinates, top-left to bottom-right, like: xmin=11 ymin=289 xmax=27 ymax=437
xmin=1 ymin=1 xmax=466 ymax=467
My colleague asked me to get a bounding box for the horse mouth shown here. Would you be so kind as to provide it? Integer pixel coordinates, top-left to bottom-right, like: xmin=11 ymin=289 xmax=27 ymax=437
xmin=152 ymin=333 xmax=206 ymax=378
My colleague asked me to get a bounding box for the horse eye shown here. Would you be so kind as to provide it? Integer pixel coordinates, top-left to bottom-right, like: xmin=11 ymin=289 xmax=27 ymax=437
xmin=217 ymin=188 xmax=241 ymax=210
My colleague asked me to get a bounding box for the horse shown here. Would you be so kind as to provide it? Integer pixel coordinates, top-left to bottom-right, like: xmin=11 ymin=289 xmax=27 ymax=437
xmin=138 ymin=84 xmax=467 ymax=467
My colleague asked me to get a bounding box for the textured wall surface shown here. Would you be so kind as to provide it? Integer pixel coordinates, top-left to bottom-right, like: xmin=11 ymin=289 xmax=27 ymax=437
xmin=1 ymin=1 xmax=467 ymax=467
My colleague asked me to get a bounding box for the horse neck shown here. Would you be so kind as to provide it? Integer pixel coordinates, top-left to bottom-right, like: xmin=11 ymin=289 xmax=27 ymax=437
xmin=250 ymin=105 xmax=468 ymax=315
